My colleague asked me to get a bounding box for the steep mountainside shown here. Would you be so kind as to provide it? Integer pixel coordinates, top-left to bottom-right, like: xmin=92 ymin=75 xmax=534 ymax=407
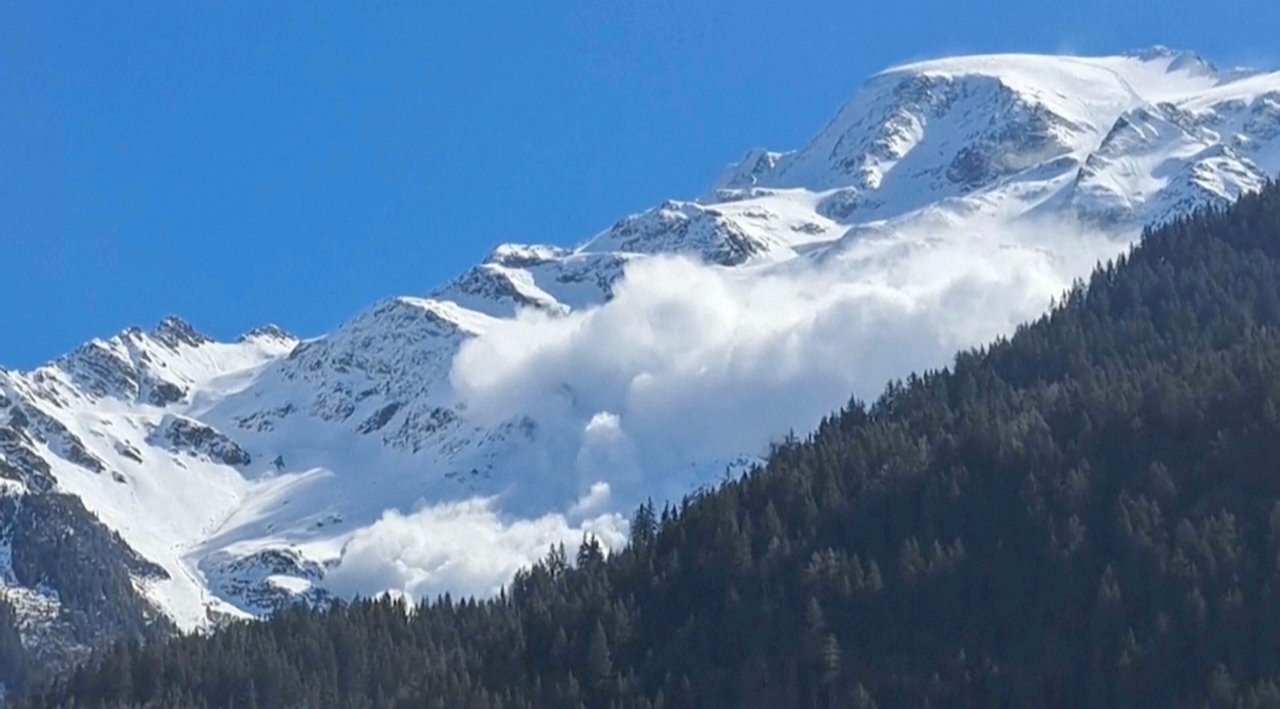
xmin=2 ymin=48 xmax=1280 ymax=673
xmin=25 ymin=170 xmax=1280 ymax=709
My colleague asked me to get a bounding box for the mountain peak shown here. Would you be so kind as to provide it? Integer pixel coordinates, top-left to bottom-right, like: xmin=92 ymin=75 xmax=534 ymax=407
xmin=152 ymin=316 xmax=212 ymax=349
xmin=1125 ymin=45 xmax=1218 ymax=77
xmin=237 ymin=324 xmax=296 ymax=344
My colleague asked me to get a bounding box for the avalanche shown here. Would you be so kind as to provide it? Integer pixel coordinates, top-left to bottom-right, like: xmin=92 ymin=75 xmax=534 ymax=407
xmin=2 ymin=47 xmax=1279 ymax=649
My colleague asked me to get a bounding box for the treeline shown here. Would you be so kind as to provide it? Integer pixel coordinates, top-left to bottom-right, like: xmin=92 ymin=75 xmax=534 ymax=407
xmin=21 ymin=184 xmax=1280 ymax=707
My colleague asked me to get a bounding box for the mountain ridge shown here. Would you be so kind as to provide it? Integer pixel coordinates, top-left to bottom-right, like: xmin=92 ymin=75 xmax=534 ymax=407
xmin=2 ymin=47 xmax=1280 ymax=672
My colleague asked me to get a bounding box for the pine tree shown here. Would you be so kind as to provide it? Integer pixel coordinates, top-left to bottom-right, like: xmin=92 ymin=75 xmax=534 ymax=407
xmin=586 ymin=620 xmax=613 ymax=689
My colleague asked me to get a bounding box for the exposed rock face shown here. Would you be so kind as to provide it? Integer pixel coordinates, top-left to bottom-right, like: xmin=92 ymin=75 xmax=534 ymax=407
xmin=152 ymin=316 xmax=213 ymax=349
xmin=0 ymin=426 xmax=54 ymax=494
xmin=356 ymin=402 xmax=402 ymax=435
xmin=200 ymin=549 xmax=329 ymax=617
xmin=714 ymin=148 xmax=785 ymax=190
xmin=816 ymin=188 xmax=873 ymax=222
xmin=1 ymin=393 xmax=107 ymax=476
xmin=237 ymin=324 xmax=295 ymax=344
xmin=148 ymin=415 xmax=251 ymax=467
xmin=146 ymin=381 xmax=187 ymax=407
xmin=583 ymin=201 xmax=773 ymax=266
xmin=57 ymin=341 xmax=141 ymax=400
xmin=0 ymin=493 xmax=171 ymax=674
xmin=443 ymin=264 xmax=568 ymax=315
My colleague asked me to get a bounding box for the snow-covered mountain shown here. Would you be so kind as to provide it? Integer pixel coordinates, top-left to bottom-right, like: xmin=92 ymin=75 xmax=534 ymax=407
xmin=4 ymin=47 xmax=1280 ymax=663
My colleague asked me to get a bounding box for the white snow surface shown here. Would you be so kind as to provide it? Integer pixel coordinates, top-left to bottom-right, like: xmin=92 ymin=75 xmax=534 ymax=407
xmin=3 ymin=48 xmax=1280 ymax=630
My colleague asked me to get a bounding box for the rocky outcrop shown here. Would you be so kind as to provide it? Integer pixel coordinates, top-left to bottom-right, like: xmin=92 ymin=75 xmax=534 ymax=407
xmin=583 ymin=201 xmax=773 ymax=265
xmin=148 ymin=415 xmax=251 ymax=467
xmin=200 ymin=549 xmax=329 ymax=616
xmin=356 ymin=402 xmax=401 ymax=434
xmin=152 ymin=316 xmax=212 ymax=349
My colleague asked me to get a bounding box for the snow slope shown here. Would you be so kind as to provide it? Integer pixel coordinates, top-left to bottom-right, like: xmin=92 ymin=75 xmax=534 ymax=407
xmin=3 ymin=47 xmax=1279 ymax=645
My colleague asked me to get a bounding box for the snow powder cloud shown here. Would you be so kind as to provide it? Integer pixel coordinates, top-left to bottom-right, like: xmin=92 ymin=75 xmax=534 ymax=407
xmin=450 ymin=215 xmax=1127 ymax=508
xmin=327 ymin=215 xmax=1126 ymax=603
xmin=326 ymin=496 xmax=626 ymax=603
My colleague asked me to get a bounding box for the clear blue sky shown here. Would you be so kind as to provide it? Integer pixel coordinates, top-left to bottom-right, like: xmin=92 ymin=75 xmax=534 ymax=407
xmin=2 ymin=1 xmax=1276 ymax=368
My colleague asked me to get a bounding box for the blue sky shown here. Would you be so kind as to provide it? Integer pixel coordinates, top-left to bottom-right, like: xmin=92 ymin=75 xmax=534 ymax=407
xmin=2 ymin=1 xmax=1277 ymax=368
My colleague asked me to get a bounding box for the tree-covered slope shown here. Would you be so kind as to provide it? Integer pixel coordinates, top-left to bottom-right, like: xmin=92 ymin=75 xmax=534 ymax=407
xmin=6 ymin=50 xmax=1280 ymax=640
xmin=22 ymin=184 xmax=1280 ymax=707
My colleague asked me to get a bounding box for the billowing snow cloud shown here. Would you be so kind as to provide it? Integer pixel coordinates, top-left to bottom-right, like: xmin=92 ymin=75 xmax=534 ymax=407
xmin=326 ymin=497 xmax=626 ymax=603
xmin=451 ymin=216 xmax=1126 ymax=509
xmin=325 ymin=216 xmax=1125 ymax=603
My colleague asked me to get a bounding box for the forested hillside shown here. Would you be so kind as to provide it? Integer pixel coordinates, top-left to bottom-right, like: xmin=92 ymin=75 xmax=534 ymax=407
xmin=20 ymin=184 xmax=1280 ymax=707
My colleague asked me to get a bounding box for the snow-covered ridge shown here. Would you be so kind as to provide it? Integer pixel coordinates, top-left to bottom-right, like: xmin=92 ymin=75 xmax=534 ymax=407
xmin=714 ymin=47 xmax=1277 ymax=226
xmin=2 ymin=48 xmax=1279 ymax=648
